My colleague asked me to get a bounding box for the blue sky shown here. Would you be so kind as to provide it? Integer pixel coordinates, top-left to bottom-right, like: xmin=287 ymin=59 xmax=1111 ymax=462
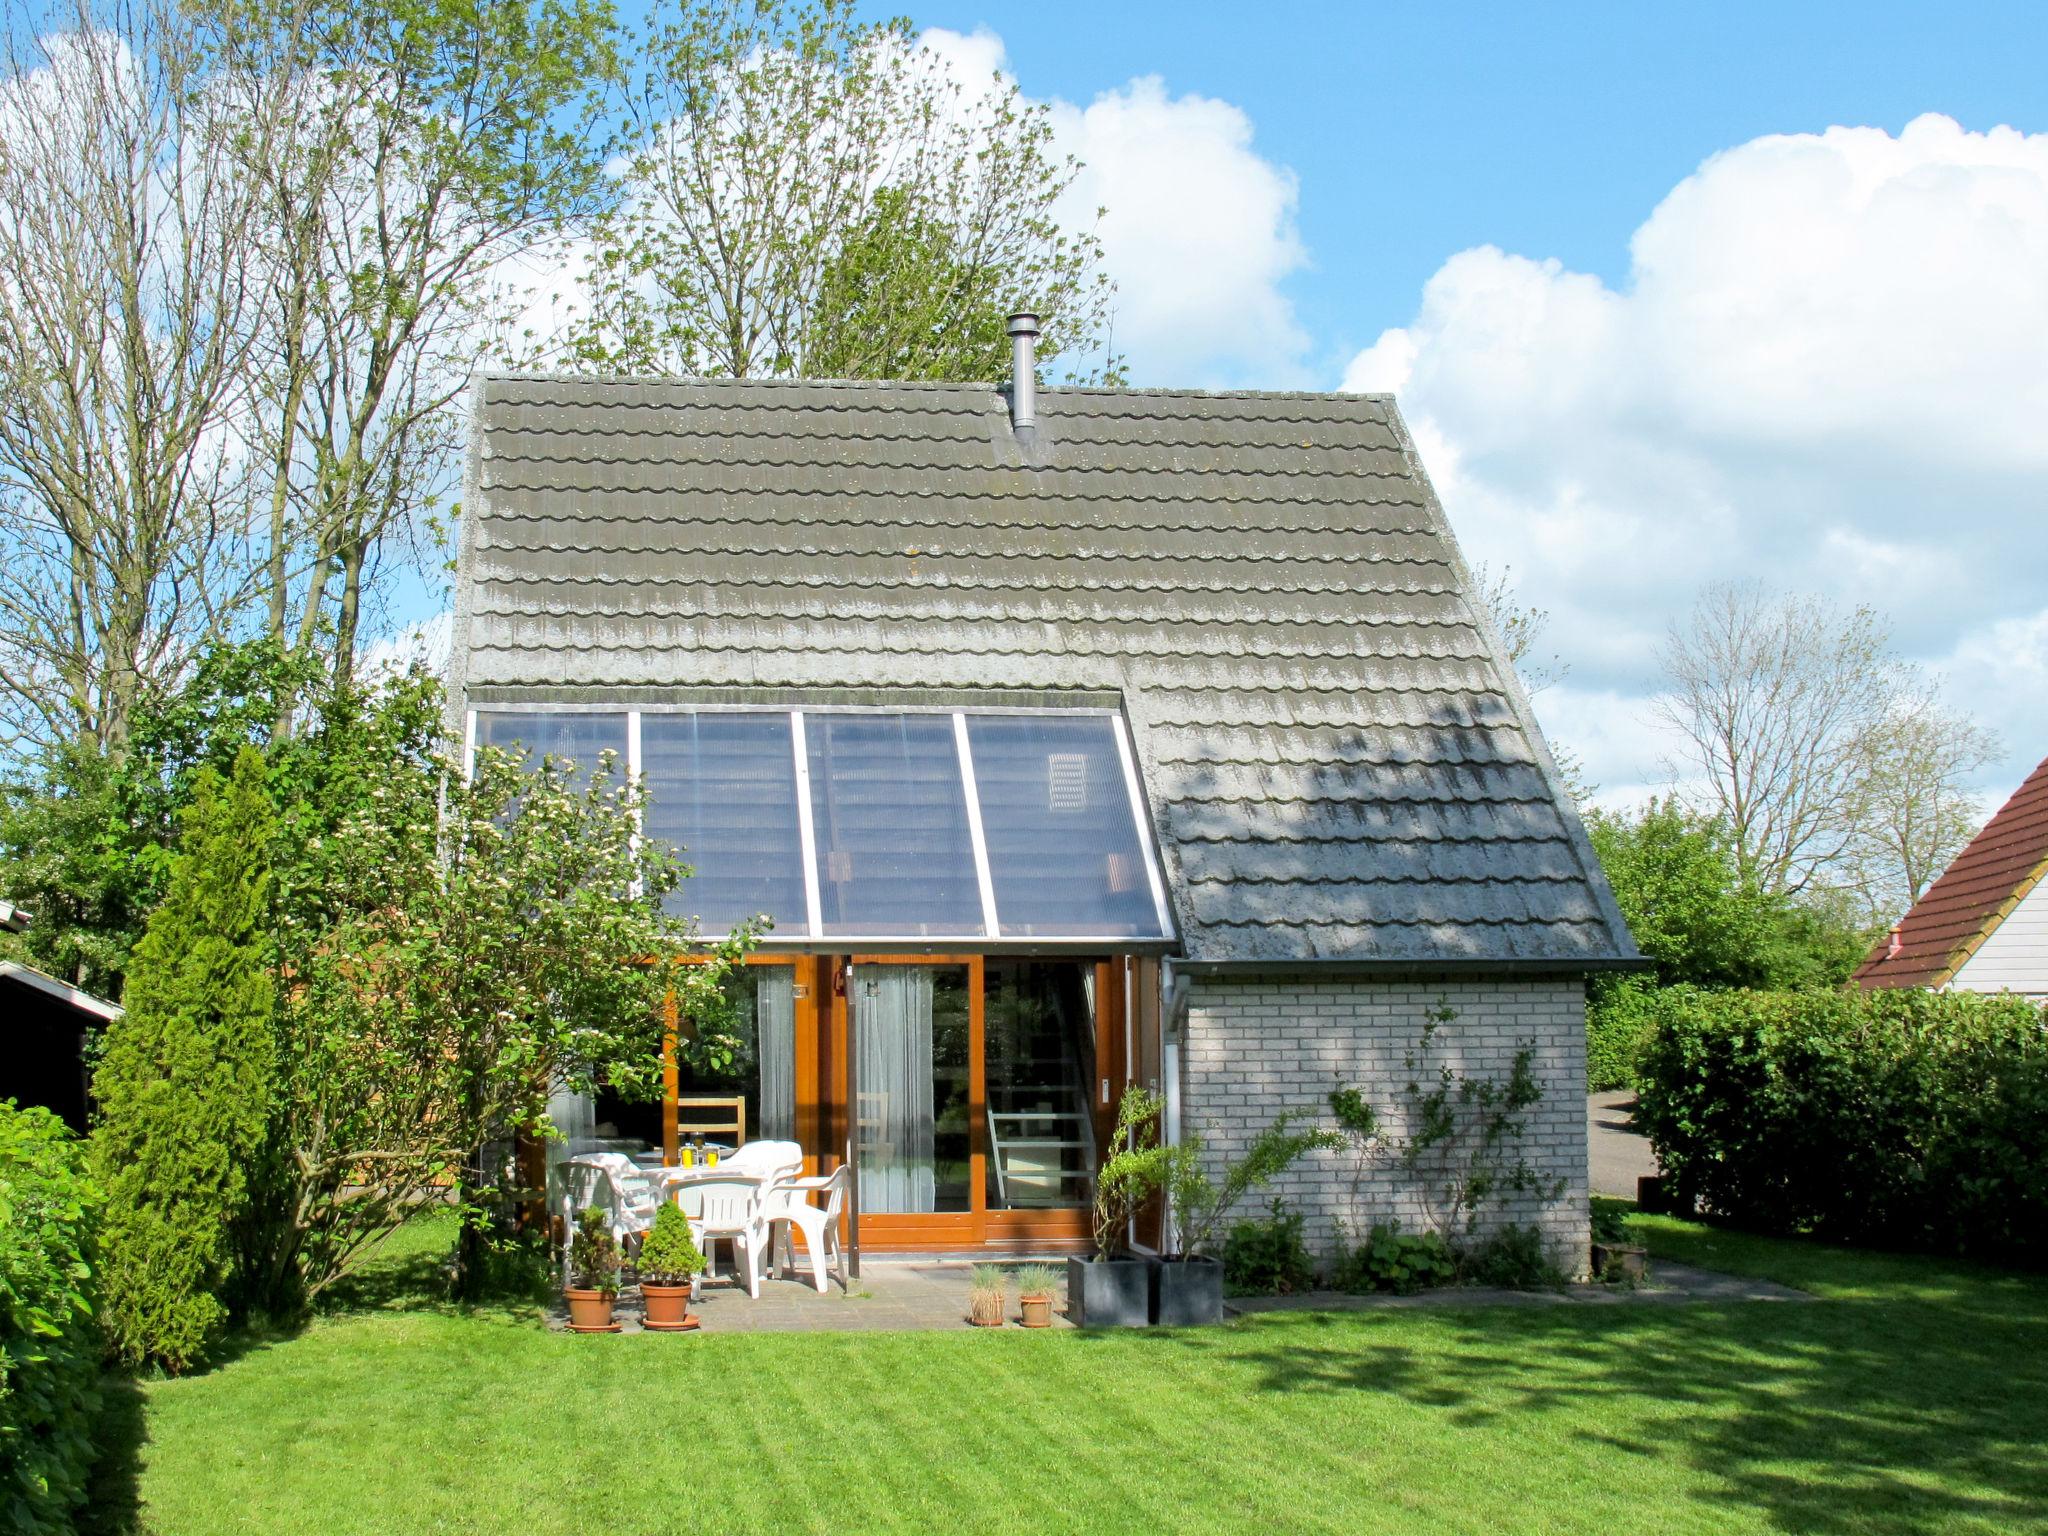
xmin=894 ymin=1 xmax=2048 ymax=383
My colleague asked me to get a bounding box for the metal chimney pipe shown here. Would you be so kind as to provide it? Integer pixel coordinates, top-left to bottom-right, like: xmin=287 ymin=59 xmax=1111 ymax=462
xmin=1006 ymin=311 xmax=1040 ymax=431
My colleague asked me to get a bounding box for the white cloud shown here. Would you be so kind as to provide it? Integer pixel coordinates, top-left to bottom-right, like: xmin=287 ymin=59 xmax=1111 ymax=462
xmin=1346 ymin=113 xmax=2048 ymax=803
xmin=920 ymin=29 xmax=1308 ymax=386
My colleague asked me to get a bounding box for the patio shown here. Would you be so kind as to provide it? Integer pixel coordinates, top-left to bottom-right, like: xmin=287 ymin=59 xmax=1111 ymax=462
xmin=547 ymin=1260 xmax=1076 ymax=1333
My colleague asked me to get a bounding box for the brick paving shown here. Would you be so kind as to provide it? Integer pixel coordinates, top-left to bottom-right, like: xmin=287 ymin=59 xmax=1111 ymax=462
xmin=549 ymin=1259 xmax=1075 ymax=1334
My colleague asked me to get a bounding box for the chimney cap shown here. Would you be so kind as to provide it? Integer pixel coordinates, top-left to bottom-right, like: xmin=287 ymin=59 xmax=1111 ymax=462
xmin=1006 ymin=311 xmax=1041 ymax=337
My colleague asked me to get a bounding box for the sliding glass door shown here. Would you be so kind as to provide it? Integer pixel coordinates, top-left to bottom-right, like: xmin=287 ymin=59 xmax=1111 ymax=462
xmin=850 ymin=962 xmax=976 ymax=1218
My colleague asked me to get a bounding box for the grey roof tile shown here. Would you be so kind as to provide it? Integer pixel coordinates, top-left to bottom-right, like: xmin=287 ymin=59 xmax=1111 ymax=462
xmin=455 ymin=375 xmax=1637 ymax=967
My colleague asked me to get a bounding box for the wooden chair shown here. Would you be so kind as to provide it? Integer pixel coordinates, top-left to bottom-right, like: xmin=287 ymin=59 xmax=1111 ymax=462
xmin=675 ymin=1095 xmax=746 ymax=1150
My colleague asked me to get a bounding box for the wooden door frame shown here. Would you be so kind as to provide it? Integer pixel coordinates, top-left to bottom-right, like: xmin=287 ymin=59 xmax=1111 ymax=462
xmin=821 ymin=952 xmax=1107 ymax=1252
xmin=661 ymin=952 xmax=818 ymax=1167
xmin=835 ymin=954 xmax=985 ymax=1250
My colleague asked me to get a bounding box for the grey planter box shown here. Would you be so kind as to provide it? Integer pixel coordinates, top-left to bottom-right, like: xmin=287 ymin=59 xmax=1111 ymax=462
xmin=1067 ymin=1256 xmax=1150 ymax=1327
xmin=1152 ymin=1256 xmax=1224 ymax=1326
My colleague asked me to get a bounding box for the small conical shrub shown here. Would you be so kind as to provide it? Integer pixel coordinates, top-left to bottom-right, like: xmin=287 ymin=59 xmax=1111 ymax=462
xmin=91 ymin=746 xmax=276 ymax=1371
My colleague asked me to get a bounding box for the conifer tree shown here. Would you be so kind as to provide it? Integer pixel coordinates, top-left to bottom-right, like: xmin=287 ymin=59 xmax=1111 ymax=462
xmin=91 ymin=746 xmax=276 ymax=1371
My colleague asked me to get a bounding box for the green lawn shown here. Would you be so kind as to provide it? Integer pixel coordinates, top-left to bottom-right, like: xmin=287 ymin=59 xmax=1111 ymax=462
xmin=87 ymin=1210 xmax=2048 ymax=1536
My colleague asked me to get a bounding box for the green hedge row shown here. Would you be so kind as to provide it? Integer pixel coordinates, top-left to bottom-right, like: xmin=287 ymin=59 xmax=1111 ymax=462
xmin=1586 ymin=976 xmax=1661 ymax=1092
xmin=1635 ymin=986 xmax=2048 ymax=1259
xmin=1 ymin=1102 xmax=105 ymax=1534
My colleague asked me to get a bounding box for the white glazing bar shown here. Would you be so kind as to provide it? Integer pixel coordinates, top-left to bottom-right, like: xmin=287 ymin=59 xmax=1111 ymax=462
xmin=953 ymin=712 xmax=1002 ymax=938
xmin=790 ymin=711 xmax=824 ymax=939
xmin=625 ymin=710 xmax=644 ymax=898
xmin=462 ymin=709 xmax=477 ymax=782
xmin=1111 ymin=713 xmax=1176 ymax=938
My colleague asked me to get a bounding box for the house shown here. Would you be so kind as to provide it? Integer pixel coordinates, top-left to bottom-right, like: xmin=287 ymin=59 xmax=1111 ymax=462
xmin=1854 ymin=754 xmax=2048 ymax=997
xmin=449 ymin=317 xmax=1640 ymax=1269
xmin=0 ymin=959 xmax=121 ymax=1134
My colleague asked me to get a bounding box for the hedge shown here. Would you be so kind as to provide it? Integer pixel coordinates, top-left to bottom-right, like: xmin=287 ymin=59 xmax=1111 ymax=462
xmin=1 ymin=1101 xmax=105 ymax=1535
xmin=1635 ymin=986 xmax=2048 ymax=1259
xmin=1586 ymin=975 xmax=1661 ymax=1092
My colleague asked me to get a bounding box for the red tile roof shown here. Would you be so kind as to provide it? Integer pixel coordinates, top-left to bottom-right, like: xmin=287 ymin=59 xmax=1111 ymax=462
xmin=1855 ymin=755 xmax=2048 ymax=989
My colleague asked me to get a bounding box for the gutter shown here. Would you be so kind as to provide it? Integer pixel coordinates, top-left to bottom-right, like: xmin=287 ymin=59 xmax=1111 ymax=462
xmin=1170 ymin=955 xmax=1653 ymax=981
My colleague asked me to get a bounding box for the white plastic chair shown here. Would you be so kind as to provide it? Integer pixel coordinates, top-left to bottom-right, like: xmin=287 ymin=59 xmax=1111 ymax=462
xmin=561 ymin=1152 xmax=661 ymax=1255
xmin=722 ymin=1139 xmax=803 ymax=1182
xmin=687 ymin=1175 xmax=772 ymax=1299
xmin=762 ymin=1166 xmax=849 ymax=1294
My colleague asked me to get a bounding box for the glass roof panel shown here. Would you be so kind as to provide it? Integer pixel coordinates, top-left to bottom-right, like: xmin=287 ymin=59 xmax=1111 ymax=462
xmin=473 ymin=711 xmax=627 ymax=793
xmin=806 ymin=712 xmax=985 ymax=938
xmin=642 ymin=712 xmax=807 ymax=937
xmin=965 ymin=714 xmax=1165 ymax=938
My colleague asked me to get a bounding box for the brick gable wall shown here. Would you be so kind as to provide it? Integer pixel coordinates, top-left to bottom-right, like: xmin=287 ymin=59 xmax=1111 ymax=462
xmin=1180 ymin=976 xmax=1591 ymax=1278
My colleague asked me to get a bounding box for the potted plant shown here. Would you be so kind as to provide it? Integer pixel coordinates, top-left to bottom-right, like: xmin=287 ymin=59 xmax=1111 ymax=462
xmin=637 ymin=1202 xmax=707 ymax=1331
xmin=1068 ymin=1087 xmax=1168 ymax=1328
xmin=565 ymin=1206 xmax=622 ymax=1333
xmin=968 ymin=1264 xmax=1007 ymax=1327
xmin=1015 ymin=1263 xmax=1060 ymax=1329
xmin=1162 ymin=1113 xmax=1344 ymax=1325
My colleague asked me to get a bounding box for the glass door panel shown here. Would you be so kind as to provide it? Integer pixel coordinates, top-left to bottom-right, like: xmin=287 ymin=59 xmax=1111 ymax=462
xmin=851 ymin=964 xmax=972 ymax=1214
xmin=983 ymin=961 xmax=1096 ymax=1210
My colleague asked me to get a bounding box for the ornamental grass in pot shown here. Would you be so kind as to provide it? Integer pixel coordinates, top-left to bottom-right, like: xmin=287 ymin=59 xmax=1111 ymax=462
xmin=1161 ymin=1114 xmax=1344 ymax=1326
xmin=1015 ymin=1264 xmax=1060 ymax=1328
xmin=968 ymin=1264 xmax=1008 ymax=1327
xmin=1069 ymin=1088 xmax=1169 ymax=1328
xmin=565 ymin=1206 xmax=622 ymax=1333
xmin=637 ymin=1203 xmax=707 ymax=1331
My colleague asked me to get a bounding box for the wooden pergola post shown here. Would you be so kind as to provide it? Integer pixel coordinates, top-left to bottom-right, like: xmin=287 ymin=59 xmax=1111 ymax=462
xmin=661 ymin=987 xmax=680 ymax=1167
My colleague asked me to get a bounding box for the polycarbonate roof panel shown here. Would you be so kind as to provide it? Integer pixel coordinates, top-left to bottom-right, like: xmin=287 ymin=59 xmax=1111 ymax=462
xmin=641 ymin=712 xmax=807 ymax=937
xmin=805 ymin=712 xmax=985 ymax=939
xmin=967 ymin=714 xmax=1163 ymax=939
xmin=473 ymin=705 xmax=1175 ymax=943
xmin=474 ymin=711 xmax=626 ymax=791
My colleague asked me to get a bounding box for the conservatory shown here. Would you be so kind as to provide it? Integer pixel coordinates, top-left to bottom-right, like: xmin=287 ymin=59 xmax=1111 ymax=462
xmin=477 ymin=703 xmax=1175 ymax=1253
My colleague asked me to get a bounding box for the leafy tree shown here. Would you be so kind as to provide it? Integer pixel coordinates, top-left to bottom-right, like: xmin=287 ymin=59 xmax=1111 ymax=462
xmin=1585 ymin=799 xmax=1781 ymax=990
xmin=90 ymin=748 xmax=277 ymax=1371
xmin=1844 ymin=699 xmax=2000 ymax=921
xmin=212 ymin=0 xmax=619 ymax=679
xmin=1655 ymin=581 xmax=1997 ymax=916
xmin=0 ymin=639 xmax=438 ymax=998
xmin=572 ymin=0 xmax=1110 ymax=381
xmin=0 ymin=0 xmax=279 ymax=758
xmin=803 ymin=187 xmax=1013 ymax=382
xmin=261 ymin=736 xmax=752 ymax=1301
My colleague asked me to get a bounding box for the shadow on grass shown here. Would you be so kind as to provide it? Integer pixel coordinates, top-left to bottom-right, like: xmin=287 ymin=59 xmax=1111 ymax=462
xmin=80 ymin=1373 xmax=147 ymax=1536
xmin=1099 ymin=1231 xmax=2048 ymax=1536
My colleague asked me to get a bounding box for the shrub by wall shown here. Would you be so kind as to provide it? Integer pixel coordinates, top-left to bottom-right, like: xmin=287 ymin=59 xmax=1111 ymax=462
xmin=1 ymin=1101 xmax=105 ymax=1535
xmin=1635 ymin=986 xmax=2048 ymax=1259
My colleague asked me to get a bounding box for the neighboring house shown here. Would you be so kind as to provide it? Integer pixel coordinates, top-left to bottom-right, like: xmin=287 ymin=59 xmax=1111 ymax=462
xmin=450 ymin=318 xmax=1640 ymax=1269
xmin=1855 ymin=754 xmax=2048 ymax=997
xmin=0 ymin=961 xmax=121 ymax=1134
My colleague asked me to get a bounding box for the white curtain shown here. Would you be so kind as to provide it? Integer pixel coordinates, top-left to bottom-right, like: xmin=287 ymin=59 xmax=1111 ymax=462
xmin=756 ymin=968 xmax=797 ymax=1142
xmin=855 ymin=966 xmax=935 ymax=1213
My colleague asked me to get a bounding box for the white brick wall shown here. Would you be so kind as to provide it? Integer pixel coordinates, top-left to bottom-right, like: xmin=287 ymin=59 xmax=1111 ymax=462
xmin=1179 ymin=975 xmax=1591 ymax=1279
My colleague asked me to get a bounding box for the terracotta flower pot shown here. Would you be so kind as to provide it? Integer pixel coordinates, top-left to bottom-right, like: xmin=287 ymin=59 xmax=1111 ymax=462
xmin=640 ymin=1282 xmax=700 ymax=1332
xmin=1018 ymin=1293 xmax=1052 ymax=1329
xmin=969 ymin=1289 xmax=1006 ymax=1327
xmin=565 ymin=1287 xmax=619 ymax=1333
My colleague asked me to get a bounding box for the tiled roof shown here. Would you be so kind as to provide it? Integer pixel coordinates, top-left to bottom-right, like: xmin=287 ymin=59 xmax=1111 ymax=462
xmin=454 ymin=374 xmax=1638 ymax=968
xmin=1855 ymin=755 xmax=2048 ymax=989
